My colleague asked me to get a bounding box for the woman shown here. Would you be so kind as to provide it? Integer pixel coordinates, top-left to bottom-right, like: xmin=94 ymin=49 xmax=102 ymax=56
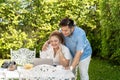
xmin=41 ymin=31 xmax=72 ymax=67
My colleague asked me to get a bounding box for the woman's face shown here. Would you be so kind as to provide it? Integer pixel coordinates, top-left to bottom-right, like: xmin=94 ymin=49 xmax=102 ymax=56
xmin=49 ymin=36 xmax=60 ymax=49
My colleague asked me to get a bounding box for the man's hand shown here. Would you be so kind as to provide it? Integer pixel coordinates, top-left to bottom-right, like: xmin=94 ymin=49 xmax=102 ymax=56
xmin=65 ymin=66 xmax=70 ymax=70
xmin=65 ymin=66 xmax=73 ymax=71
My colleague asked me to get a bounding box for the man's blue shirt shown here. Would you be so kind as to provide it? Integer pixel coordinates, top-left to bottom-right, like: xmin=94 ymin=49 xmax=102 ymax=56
xmin=64 ymin=26 xmax=92 ymax=61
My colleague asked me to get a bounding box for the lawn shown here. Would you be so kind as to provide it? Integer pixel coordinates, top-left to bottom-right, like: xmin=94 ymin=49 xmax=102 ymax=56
xmin=0 ymin=58 xmax=120 ymax=80
xmin=89 ymin=57 xmax=120 ymax=80
xmin=76 ymin=57 xmax=120 ymax=80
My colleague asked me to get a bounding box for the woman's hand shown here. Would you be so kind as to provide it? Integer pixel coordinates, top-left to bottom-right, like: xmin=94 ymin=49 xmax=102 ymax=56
xmin=57 ymin=45 xmax=62 ymax=54
xmin=42 ymin=40 xmax=50 ymax=51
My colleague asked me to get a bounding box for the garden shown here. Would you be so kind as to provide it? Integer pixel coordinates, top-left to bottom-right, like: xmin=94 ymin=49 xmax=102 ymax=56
xmin=0 ymin=0 xmax=120 ymax=80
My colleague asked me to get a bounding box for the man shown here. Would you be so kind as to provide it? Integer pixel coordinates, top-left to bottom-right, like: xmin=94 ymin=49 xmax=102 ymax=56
xmin=59 ymin=18 xmax=92 ymax=80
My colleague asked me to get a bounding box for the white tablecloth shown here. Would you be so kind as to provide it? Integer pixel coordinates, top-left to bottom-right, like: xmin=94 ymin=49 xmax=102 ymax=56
xmin=0 ymin=65 xmax=75 ymax=80
xmin=0 ymin=68 xmax=20 ymax=79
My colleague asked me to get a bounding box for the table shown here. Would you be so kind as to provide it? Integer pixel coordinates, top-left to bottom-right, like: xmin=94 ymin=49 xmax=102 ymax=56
xmin=0 ymin=65 xmax=75 ymax=80
xmin=0 ymin=68 xmax=20 ymax=80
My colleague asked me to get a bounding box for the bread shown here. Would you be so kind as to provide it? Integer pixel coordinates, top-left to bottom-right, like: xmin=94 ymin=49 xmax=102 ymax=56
xmin=24 ymin=64 xmax=33 ymax=70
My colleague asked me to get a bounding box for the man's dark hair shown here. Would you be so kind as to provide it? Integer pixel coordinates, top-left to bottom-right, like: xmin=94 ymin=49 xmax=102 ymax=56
xmin=59 ymin=18 xmax=75 ymax=28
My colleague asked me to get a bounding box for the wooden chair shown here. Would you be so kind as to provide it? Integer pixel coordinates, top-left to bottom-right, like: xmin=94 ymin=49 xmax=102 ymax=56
xmin=10 ymin=48 xmax=36 ymax=66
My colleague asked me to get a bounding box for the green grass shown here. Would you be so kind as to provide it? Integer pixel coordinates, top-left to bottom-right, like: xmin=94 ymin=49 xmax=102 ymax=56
xmin=89 ymin=57 xmax=120 ymax=80
xmin=76 ymin=57 xmax=120 ymax=80
xmin=0 ymin=58 xmax=120 ymax=80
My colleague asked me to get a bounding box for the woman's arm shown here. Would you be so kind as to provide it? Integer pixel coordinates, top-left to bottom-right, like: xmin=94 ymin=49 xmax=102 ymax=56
xmin=59 ymin=51 xmax=70 ymax=67
xmin=57 ymin=45 xmax=70 ymax=67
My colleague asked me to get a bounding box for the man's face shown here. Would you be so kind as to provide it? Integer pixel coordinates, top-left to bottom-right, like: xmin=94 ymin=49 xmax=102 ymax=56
xmin=61 ymin=26 xmax=73 ymax=37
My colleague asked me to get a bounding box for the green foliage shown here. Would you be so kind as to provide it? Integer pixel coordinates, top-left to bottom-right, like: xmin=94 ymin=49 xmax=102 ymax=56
xmin=110 ymin=49 xmax=120 ymax=65
xmin=0 ymin=0 xmax=98 ymax=58
xmin=0 ymin=0 xmax=37 ymax=58
xmin=89 ymin=57 xmax=120 ymax=80
xmin=100 ymin=0 xmax=120 ymax=64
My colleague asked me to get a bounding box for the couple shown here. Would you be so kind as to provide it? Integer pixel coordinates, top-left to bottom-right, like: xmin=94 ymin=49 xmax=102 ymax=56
xmin=41 ymin=18 xmax=92 ymax=80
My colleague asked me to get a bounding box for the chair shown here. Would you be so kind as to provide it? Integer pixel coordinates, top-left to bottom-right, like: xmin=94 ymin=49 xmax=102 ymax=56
xmin=10 ymin=48 xmax=36 ymax=66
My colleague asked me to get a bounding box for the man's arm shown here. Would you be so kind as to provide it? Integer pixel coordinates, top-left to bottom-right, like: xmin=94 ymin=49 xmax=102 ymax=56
xmin=70 ymin=51 xmax=83 ymax=70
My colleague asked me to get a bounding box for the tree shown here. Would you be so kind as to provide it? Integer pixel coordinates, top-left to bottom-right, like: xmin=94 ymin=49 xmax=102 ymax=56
xmin=100 ymin=0 xmax=120 ymax=64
